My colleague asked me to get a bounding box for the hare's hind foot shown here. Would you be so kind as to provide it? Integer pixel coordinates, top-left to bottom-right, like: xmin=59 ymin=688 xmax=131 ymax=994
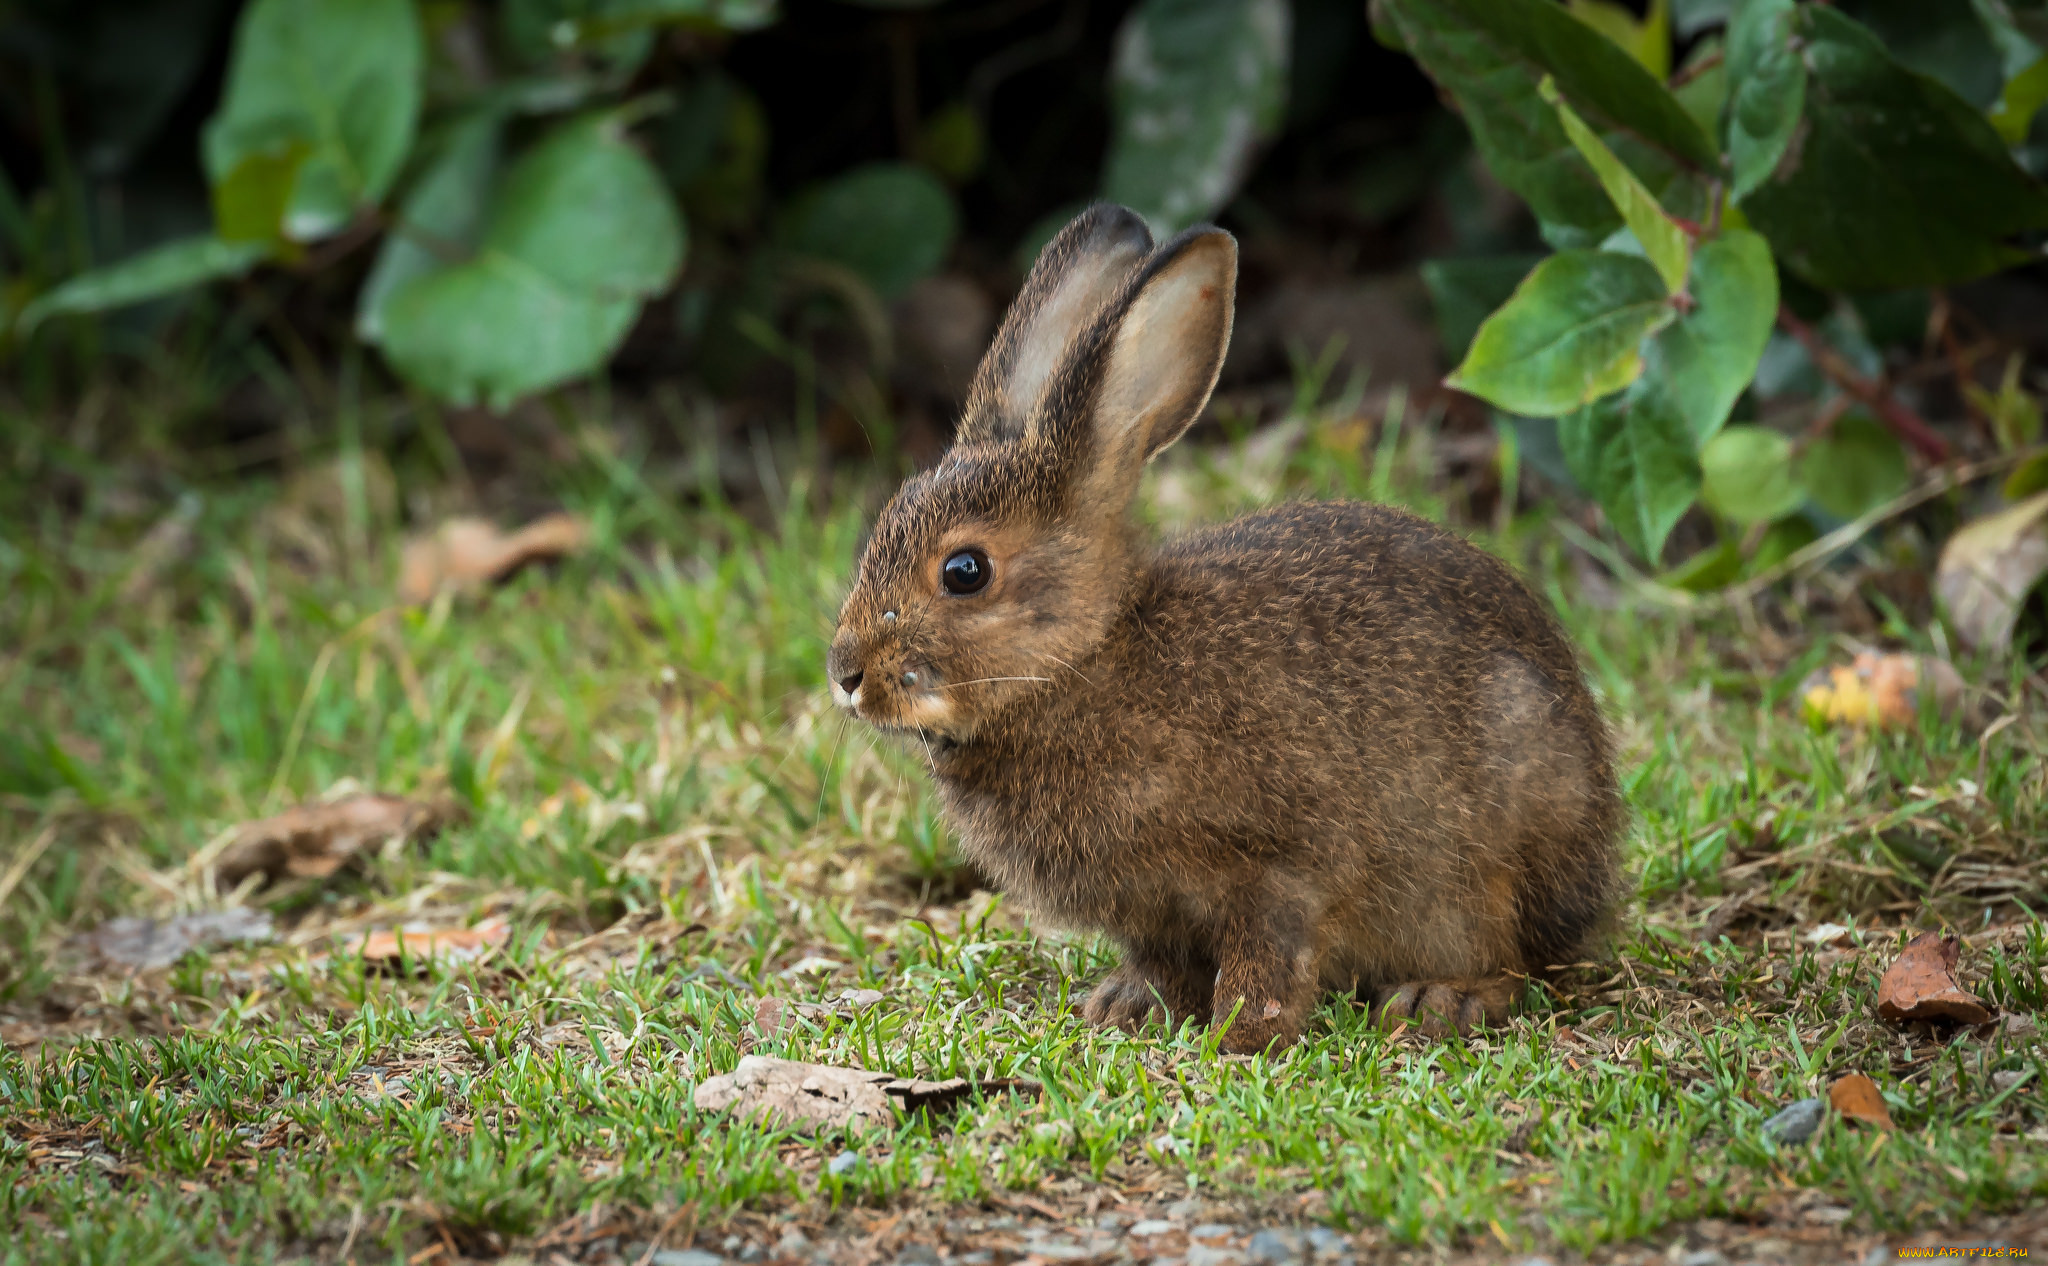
xmin=1082 ymin=956 xmax=1213 ymax=1035
xmin=1370 ymin=976 xmax=1517 ymax=1038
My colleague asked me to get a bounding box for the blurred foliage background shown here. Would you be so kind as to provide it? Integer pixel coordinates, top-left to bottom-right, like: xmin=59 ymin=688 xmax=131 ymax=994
xmin=5 ymin=0 xmax=2048 ymax=626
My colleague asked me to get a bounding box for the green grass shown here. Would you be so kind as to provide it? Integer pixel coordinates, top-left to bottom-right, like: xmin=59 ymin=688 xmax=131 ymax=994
xmin=3 ymin=384 xmax=2046 ymax=1264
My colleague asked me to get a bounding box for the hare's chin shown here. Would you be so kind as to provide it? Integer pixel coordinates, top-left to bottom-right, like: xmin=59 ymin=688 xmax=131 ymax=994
xmin=844 ymin=692 xmax=956 ymax=734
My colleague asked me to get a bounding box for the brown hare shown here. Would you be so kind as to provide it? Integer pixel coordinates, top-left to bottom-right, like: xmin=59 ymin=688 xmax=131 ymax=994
xmin=827 ymin=204 xmax=1621 ymax=1052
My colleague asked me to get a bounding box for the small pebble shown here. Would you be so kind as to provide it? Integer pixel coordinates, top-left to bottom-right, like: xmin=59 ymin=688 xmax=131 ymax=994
xmin=1187 ymin=1247 xmax=1245 ymax=1266
xmin=827 ymin=1149 xmax=862 ymax=1176
xmin=1190 ymin=1224 xmax=1238 ymax=1242
xmin=894 ymin=1245 xmax=942 ymax=1266
xmin=1761 ymin=1097 xmax=1825 ymax=1145
xmin=1509 ymin=1258 xmax=1557 ymax=1266
xmin=1303 ymin=1228 xmax=1349 ymax=1258
xmin=1129 ymin=1220 xmax=1177 ymax=1237
xmin=1247 ymin=1228 xmax=1303 ymax=1263
xmin=1676 ymin=1252 xmax=1728 ymax=1266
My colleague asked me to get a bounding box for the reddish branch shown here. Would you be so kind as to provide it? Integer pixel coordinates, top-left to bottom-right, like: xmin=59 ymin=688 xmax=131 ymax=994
xmin=1776 ymin=305 xmax=1951 ymax=462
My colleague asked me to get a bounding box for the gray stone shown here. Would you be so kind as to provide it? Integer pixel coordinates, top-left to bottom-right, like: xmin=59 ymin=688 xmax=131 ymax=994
xmin=1247 ymin=1229 xmax=1303 ymax=1263
xmin=1187 ymin=1249 xmax=1244 ymax=1266
xmin=1303 ymin=1228 xmax=1349 ymax=1258
xmin=1676 ymin=1252 xmax=1728 ymax=1266
xmin=1129 ymin=1220 xmax=1177 ymax=1237
xmin=893 ymin=1246 xmax=941 ymax=1266
xmin=1507 ymin=1258 xmax=1557 ymax=1266
xmin=648 ymin=1251 xmax=725 ymax=1266
xmin=1761 ymin=1097 xmax=1825 ymax=1145
xmin=827 ymin=1149 xmax=862 ymax=1176
xmin=1166 ymin=1197 xmax=1205 ymax=1220
xmin=1190 ymin=1224 xmax=1237 ymax=1241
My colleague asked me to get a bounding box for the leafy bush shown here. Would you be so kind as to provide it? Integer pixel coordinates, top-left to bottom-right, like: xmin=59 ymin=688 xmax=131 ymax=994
xmin=1384 ymin=0 xmax=2048 ymax=567
xmin=3 ymin=0 xmax=1308 ymax=412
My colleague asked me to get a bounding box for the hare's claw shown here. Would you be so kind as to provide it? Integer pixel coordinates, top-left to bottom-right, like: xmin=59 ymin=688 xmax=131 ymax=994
xmin=1372 ymin=977 xmax=1515 ymax=1038
xmin=1082 ymin=963 xmax=1207 ymax=1033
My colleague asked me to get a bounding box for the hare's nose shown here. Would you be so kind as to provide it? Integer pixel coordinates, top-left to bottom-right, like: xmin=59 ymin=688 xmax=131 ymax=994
xmin=837 ymin=669 xmax=865 ymax=696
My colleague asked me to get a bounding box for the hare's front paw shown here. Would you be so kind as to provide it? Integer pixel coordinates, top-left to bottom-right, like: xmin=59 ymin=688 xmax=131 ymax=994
xmin=1082 ymin=963 xmax=1208 ymax=1034
xmin=1371 ymin=976 xmax=1516 ymax=1038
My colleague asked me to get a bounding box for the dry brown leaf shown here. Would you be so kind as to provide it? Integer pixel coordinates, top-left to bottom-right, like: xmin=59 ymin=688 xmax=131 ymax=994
xmin=691 ymin=1056 xmax=1039 ymax=1132
xmin=398 ymin=513 xmax=588 ymax=604
xmin=215 ymin=794 xmax=459 ymax=892
xmin=1799 ymin=652 xmax=1966 ymax=730
xmin=754 ymin=996 xmax=790 ymax=1039
xmin=345 ymin=916 xmax=511 ymax=970
xmin=77 ymin=908 xmax=274 ymax=970
xmin=1827 ymin=1072 xmax=1894 ymax=1129
xmin=1876 ymin=931 xmax=1994 ymax=1026
xmin=692 ymin=1056 xmax=900 ymax=1132
xmin=1936 ymin=491 xmax=2048 ymax=653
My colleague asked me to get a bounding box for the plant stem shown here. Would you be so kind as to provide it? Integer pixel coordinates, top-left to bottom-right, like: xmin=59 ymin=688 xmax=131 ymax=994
xmin=1777 ymin=305 xmax=1951 ymax=462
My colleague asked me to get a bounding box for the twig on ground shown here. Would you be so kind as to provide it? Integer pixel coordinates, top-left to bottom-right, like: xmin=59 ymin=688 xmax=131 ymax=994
xmin=1726 ymin=448 xmax=2036 ymax=601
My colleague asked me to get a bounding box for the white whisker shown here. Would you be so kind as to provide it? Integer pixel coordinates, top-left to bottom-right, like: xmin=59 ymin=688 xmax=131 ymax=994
xmin=939 ymin=676 xmax=1054 ymax=689
xmin=1041 ymin=654 xmax=1096 ymax=686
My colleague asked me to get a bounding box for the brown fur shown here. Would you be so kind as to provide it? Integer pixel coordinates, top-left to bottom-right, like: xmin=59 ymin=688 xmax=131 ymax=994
xmin=827 ymin=204 xmax=1622 ymax=1051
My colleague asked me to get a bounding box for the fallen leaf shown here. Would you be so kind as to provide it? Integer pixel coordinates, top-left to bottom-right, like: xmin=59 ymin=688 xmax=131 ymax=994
xmin=1876 ymin=931 xmax=1994 ymax=1026
xmin=345 ymin=917 xmax=511 ymax=971
xmin=1827 ymin=1072 xmax=1894 ymax=1128
xmin=78 ymin=908 xmax=274 ymax=970
xmin=754 ymin=996 xmax=790 ymax=1039
xmin=398 ymin=513 xmax=588 ymax=604
xmin=691 ymin=1056 xmax=1038 ymax=1132
xmin=692 ymin=1057 xmax=899 ymax=1132
xmin=1799 ymin=652 xmax=1967 ymax=730
xmin=214 ymin=794 xmax=460 ymax=892
xmin=1936 ymin=491 xmax=2048 ymax=653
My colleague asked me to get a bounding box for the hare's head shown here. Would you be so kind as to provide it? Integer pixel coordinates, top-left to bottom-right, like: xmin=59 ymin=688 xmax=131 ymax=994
xmin=827 ymin=204 xmax=1237 ymax=741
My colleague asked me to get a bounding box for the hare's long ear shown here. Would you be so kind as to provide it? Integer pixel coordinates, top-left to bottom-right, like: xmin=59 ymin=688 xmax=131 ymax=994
xmin=1067 ymin=226 xmax=1237 ymax=510
xmin=956 ymin=205 xmax=1153 ymax=446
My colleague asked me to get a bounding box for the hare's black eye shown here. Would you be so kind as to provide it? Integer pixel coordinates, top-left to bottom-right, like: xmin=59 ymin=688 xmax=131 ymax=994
xmin=942 ymin=549 xmax=990 ymax=595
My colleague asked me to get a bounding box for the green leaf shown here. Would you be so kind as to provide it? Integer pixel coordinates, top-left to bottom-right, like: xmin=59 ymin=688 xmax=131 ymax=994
xmin=1991 ymin=54 xmax=2048 ymax=144
xmin=1732 ymin=4 xmax=2048 ymax=289
xmin=379 ymin=113 xmax=685 ymax=409
xmin=1665 ymin=538 xmax=1743 ymax=592
xmin=2006 ymin=450 xmax=2048 ymax=500
xmin=1700 ymin=424 xmax=1803 ymax=524
xmin=778 ymin=163 xmax=958 ymax=299
xmin=1559 ymin=367 xmax=1702 ymax=561
xmin=1567 ymin=0 xmax=1671 ymax=81
xmin=1800 ymin=412 xmax=1910 ymax=519
xmin=16 ymin=236 xmax=269 ymax=332
xmin=358 ymin=114 xmax=503 ymax=344
xmin=1447 ymin=250 xmax=1676 ymax=418
xmin=1419 ymin=254 xmax=1543 ymax=363
xmin=1650 ymin=230 xmax=1778 ymax=444
xmin=211 ymin=142 xmax=312 ymax=245
xmin=1101 ymin=0 xmax=1290 ymax=234
xmin=1671 ymin=36 xmax=1729 ymax=143
xmin=383 ymin=265 xmax=640 ymax=412
xmin=202 ymin=0 xmax=424 ymax=243
xmin=1541 ymin=76 xmax=1692 ymax=294
xmin=1377 ymin=0 xmax=1716 ymax=243
xmin=1725 ymin=0 xmax=1804 ymax=200
xmin=1962 ymin=353 xmax=2043 ymax=451
xmin=1748 ymin=514 xmax=1818 ymax=573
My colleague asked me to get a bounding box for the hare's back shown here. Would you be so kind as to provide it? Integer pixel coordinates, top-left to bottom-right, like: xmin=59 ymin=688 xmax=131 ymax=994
xmin=1145 ymin=501 xmax=1579 ymax=677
